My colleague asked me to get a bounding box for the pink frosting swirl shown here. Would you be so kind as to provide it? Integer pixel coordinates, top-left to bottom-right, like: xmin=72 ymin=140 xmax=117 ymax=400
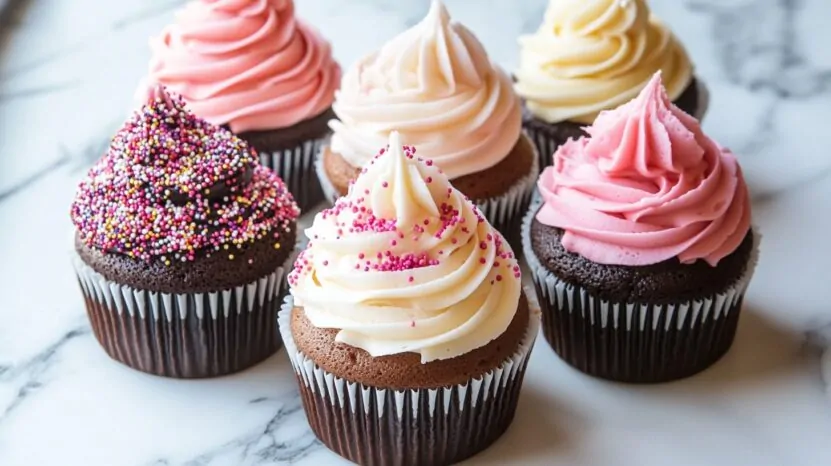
xmin=147 ymin=0 xmax=340 ymax=133
xmin=536 ymin=72 xmax=750 ymax=267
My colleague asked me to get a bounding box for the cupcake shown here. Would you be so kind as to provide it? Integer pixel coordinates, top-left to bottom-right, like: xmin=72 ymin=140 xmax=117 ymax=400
xmin=515 ymin=0 xmax=705 ymax=169
xmin=522 ymin=73 xmax=757 ymax=383
xmin=283 ymin=131 xmax=539 ymax=465
xmin=145 ymin=0 xmax=340 ymax=212
xmin=318 ymin=0 xmax=537 ymax=247
xmin=71 ymin=87 xmax=300 ymax=378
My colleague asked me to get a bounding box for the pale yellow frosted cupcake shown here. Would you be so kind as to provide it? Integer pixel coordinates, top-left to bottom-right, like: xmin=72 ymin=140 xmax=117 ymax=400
xmin=515 ymin=0 xmax=705 ymax=168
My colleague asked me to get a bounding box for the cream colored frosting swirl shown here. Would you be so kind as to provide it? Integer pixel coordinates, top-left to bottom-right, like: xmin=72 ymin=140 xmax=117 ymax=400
xmin=289 ymin=132 xmax=521 ymax=363
xmin=329 ymin=0 xmax=521 ymax=179
xmin=515 ymin=0 xmax=693 ymax=124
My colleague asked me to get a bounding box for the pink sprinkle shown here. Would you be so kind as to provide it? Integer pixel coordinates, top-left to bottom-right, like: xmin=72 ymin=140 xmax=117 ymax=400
xmin=410 ymin=321 xmax=416 ymax=328
xmin=496 ymin=275 xmax=503 ymax=282
xmin=426 ymin=177 xmax=433 ymax=183
xmin=479 ymin=241 xmax=487 ymax=250
xmin=426 ymin=160 xmax=433 ymax=166
xmin=358 ymin=252 xmax=365 ymax=259
xmin=323 ymin=260 xmax=329 ymax=266
xmin=391 ymin=239 xmax=397 ymax=246
xmin=408 ymin=276 xmax=414 ymax=283
xmin=479 ymin=258 xmax=486 ymax=264
xmin=382 ymin=181 xmax=389 ymax=188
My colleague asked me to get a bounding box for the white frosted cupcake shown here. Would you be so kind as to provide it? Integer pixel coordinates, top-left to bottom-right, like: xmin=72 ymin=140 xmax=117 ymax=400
xmin=284 ymin=131 xmax=539 ymax=465
xmin=318 ymin=0 xmax=537 ymax=247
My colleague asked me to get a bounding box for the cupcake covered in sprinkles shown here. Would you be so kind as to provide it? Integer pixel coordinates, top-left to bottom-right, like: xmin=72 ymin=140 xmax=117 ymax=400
xmin=71 ymin=86 xmax=299 ymax=378
xmin=523 ymin=72 xmax=757 ymax=383
xmin=282 ymin=131 xmax=539 ymax=466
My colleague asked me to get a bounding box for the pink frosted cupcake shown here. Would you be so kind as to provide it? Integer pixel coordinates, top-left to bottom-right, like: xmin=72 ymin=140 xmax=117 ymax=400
xmin=522 ymin=72 xmax=757 ymax=383
xmin=144 ymin=0 xmax=340 ymax=211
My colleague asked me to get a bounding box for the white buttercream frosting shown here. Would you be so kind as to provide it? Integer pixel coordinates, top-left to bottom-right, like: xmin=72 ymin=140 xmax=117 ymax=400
xmin=289 ymin=131 xmax=521 ymax=363
xmin=329 ymin=0 xmax=521 ymax=179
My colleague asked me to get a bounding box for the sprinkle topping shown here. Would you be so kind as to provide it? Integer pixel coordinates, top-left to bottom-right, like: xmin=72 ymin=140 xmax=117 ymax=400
xmin=71 ymin=87 xmax=299 ymax=262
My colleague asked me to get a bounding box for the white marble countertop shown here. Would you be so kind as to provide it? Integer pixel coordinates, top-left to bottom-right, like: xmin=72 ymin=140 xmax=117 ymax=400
xmin=1 ymin=0 xmax=830 ymax=465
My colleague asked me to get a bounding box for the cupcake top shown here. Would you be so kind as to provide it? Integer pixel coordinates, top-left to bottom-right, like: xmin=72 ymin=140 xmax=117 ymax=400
xmin=71 ymin=86 xmax=299 ymax=263
xmin=329 ymin=0 xmax=521 ymax=179
xmin=515 ymin=0 xmax=692 ymax=125
xmin=146 ymin=0 xmax=340 ymax=133
xmin=289 ymin=131 xmax=521 ymax=363
xmin=536 ymin=72 xmax=750 ymax=267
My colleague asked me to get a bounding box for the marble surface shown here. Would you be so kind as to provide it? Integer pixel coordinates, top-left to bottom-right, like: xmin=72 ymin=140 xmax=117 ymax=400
xmin=1 ymin=0 xmax=830 ymax=465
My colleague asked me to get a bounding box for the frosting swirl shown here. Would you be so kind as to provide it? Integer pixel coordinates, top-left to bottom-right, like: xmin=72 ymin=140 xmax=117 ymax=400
xmin=147 ymin=0 xmax=340 ymax=133
xmin=515 ymin=0 xmax=693 ymax=124
xmin=289 ymin=132 xmax=521 ymax=362
xmin=329 ymin=0 xmax=521 ymax=179
xmin=71 ymin=86 xmax=299 ymax=263
xmin=536 ymin=72 xmax=750 ymax=267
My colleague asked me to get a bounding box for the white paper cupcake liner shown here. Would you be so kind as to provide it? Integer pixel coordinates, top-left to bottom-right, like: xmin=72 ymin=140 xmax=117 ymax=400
xmin=258 ymin=136 xmax=328 ymax=213
xmin=278 ymin=295 xmax=540 ymax=465
xmin=72 ymin=252 xmax=295 ymax=378
xmin=521 ymin=200 xmax=760 ymax=382
xmin=316 ymin=133 xmax=539 ymax=250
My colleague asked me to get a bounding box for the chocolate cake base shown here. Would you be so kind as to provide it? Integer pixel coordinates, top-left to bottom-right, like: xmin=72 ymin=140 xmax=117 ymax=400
xmin=74 ymin=256 xmax=288 ymax=378
xmin=279 ymin=297 xmax=539 ymax=466
xmin=524 ymin=77 xmax=702 ymax=170
xmin=522 ymin=205 xmax=757 ymax=383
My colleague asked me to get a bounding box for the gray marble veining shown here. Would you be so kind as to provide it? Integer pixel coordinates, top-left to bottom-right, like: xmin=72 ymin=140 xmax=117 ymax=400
xmin=1 ymin=1 xmax=830 ymax=465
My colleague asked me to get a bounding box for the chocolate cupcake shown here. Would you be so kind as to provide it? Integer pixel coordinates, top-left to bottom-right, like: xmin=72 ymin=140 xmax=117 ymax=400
xmin=317 ymin=0 xmax=537 ymax=248
xmin=515 ymin=0 xmax=707 ymax=169
xmin=522 ymin=73 xmax=757 ymax=383
xmin=284 ymin=132 xmax=539 ymax=465
xmin=71 ymin=87 xmax=300 ymax=379
xmin=144 ymin=0 xmax=340 ymax=212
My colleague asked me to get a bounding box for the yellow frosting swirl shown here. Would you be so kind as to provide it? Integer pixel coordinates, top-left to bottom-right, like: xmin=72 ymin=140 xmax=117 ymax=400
xmin=515 ymin=0 xmax=693 ymax=124
xmin=289 ymin=132 xmax=521 ymax=363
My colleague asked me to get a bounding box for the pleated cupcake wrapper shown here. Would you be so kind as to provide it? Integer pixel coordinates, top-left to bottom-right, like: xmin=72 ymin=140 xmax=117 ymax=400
xmin=520 ymin=200 xmax=760 ymax=383
xmin=528 ymin=79 xmax=711 ymax=171
xmin=72 ymin=253 xmax=294 ymax=379
xmin=316 ymin=132 xmax=539 ymax=250
xmin=278 ymin=296 xmax=540 ymax=466
xmin=258 ymin=136 xmax=328 ymax=213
